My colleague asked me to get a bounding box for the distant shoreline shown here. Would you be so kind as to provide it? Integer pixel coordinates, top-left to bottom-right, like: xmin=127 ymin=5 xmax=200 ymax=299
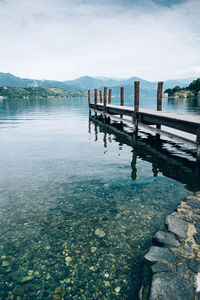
xmin=0 ymin=86 xmax=87 ymax=99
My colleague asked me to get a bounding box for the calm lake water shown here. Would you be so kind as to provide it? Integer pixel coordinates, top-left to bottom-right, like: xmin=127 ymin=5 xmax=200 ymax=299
xmin=0 ymin=95 xmax=199 ymax=300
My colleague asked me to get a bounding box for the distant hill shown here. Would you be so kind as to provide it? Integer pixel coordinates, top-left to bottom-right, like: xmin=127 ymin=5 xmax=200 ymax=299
xmin=0 ymin=73 xmax=75 ymax=90
xmin=0 ymin=73 xmax=196 ymax=96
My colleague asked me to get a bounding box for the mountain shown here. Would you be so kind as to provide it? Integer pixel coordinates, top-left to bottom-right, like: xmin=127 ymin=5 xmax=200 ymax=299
xmin=0 ymin=72 xmax=197 ymax=93
xmin=0 ymin=73 xmax=76 ymax=90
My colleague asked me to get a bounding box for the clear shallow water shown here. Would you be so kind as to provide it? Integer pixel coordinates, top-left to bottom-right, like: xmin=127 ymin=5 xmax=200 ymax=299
xmin=0 ymin=97 xmax=199 ymax=300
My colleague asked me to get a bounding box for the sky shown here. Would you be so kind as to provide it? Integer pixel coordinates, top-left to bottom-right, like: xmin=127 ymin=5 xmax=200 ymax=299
xmin=0 ymin=0 xmax=200 ymax=81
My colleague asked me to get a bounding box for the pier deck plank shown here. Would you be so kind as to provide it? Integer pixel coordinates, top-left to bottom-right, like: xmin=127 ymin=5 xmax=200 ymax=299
xmin=90 ymin=103 xmax=200 ymax=135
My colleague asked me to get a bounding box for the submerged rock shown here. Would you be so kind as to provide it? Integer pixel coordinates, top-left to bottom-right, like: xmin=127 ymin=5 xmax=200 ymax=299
xmin=13 ymin=285 xmax=26 ymax=296
xmin=2 ymin=261 xmax=9 ymax=267
xmin=94 ymin=228 xmax=105 ymax=238
xmin=19 ymin=275 xmax=35 ymax=283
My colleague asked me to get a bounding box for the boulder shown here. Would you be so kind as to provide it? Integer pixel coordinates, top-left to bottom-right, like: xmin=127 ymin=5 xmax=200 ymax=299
xmin=144 ymin=246 xmax=175 ymax=264
xmin=149 ymin=273 xmax=194 ymax=300
xmin=166 ymin=215 xmax=188 ymax=239
xmin=154 ymin=231 xmax=180 ymax=247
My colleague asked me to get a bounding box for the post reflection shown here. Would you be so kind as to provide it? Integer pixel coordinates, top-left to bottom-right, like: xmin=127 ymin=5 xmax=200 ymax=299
xmin=89 ymin=116 xmax=200 ymax=192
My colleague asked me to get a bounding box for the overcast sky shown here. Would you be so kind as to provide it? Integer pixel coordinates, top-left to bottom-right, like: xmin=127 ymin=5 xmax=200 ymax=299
xmin=0 ymin=0 xmax=199 ymax=81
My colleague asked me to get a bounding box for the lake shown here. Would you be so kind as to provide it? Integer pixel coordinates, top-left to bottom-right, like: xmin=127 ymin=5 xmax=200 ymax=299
xmin=0 ymin=95 xmax=199 ymax=299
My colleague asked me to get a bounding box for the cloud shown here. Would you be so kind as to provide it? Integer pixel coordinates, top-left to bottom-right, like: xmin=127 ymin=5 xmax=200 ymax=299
xmin=0 ymin=0 xmax=199 ymax=80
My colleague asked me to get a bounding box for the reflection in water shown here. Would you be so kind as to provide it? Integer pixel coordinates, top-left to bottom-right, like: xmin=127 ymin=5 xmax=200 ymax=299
xmin=165 ymin=95 xmax=200 ymax=115
xmin=0 ymin=97 xmax=199 ymax=300
xmin=89 ymin=116 xmax=200 ymax=192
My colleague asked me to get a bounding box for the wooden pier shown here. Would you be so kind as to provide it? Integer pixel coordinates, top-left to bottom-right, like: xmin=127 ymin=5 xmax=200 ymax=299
xmin=88 ymin=82 xmax=200 ymax=160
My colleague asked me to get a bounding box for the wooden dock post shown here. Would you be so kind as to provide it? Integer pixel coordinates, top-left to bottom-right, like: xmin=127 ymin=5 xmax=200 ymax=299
xmin=88 ymin=90 xmax=91 ymax=115
xmin=157 ymin=82 xmax=163 ymax=111
xmin=94 ymin=88 xmax=97 ymax=116
xmin=156 ymin=82 xmax=163 ymax=138
xmin=120 ymin=87 xmax=124 ymax=123
xmin=108 ymin=89 xmax=112 ymax=104
xmin=133 ymin=81 xmax=140 ymax=133
xmin=120 ymin=87 xmax=124 ymax=106
xmin=104 ymin=87 xmax=107 ymax=116
xmin=99 ymin=90 xmax=103 ymax=103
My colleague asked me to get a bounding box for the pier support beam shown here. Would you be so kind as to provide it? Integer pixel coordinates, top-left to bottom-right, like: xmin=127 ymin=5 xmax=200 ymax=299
xmin=104 ymin=87 xmax=107 ymax=122
xmin=120 ymin=87 xmax=124 ymax=124
xmin=133 ymin=81 xmax=140 ymax=133
xmin=88 ymin=90 xmax=91 ymax=116
xmin=156 ymin=82 xmax=163 ymax=139
xmin=108 ymin=89 xmax=112 ymax=105
xmin=94 ymin=89 xmax=97 ymax=116
xmin=99 ymin=90 xmax=103 ymax=103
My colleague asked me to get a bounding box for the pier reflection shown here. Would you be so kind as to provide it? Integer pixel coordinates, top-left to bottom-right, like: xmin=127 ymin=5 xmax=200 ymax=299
xmin=89 ymin=116 xmax=200 ymax=192
xmin=165 ymin=95 xmax=200 ymax=115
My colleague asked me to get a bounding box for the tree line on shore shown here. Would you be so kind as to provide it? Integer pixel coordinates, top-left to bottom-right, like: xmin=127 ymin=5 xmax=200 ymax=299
xmin=165 ymin=78 xmax=200 ymax=97
xmin=0 ymin=86 xmax=86 ymax=98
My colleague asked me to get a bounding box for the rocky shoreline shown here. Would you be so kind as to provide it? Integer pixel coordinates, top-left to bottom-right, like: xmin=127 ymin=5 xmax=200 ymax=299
xmin=139 ymin=192 xmax=200 ymax=300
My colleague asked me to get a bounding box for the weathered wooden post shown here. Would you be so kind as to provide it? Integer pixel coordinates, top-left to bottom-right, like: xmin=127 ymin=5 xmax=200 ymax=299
xmin=88 ymin=90 xmax=91 ymax=105
xmin=157 ymin=81 xmax=163 ymax=111
xmin=133 ymin=81 xmax=140 ymax=133
xmin=104 ymin=87 xmax=107 ymax=116
xmin=94 ymin=88 xmax=97 ymax=116
xmin=120 ymin=87 xmax=124 ymax=106
xmin=108 ymin=89 xmax=112 ymax=104
xmin=156 ymin=82 xmax=163 ymax=137
xmin=88 ymin=90 xmax=91 ymax=115
xmin=99 ymin=90 xmax=103 ymax=103
xmin=120 ymin=87 xmax=124 ymax=122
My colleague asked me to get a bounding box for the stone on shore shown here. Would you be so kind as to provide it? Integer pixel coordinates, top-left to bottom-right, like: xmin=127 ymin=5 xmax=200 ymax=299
xmin=149 ymin=272 xmax=194 ymax=300
xmin=187 ymin=200 xmax=200 ymax=209
xmin=166 ymin=215 xmax=188 ymax=238
xmin=187 ymin=260 xmax=200 ymax=273
xmin=151 ymin=262 xmax=171 ymax=273
xmin=154 ymin=231 xmax=180 ymax=247
xmin=144 ymin=246 xmax=175 ymax=264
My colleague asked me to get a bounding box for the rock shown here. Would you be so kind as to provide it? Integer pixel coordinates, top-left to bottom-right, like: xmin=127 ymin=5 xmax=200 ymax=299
xmin=91 ymin=246 xmax=97 ymax=253
xmin=194 ymin=232 xmax=200 ymax=245
xmin=94 ymin=228 xmax=105 ymax=238
xmin=144 ymin=246 xmax=175 ymax=264
xmin=192 ymin=214 xmax=200 ymax=222
xmin=187 ymin=200 xmax=200 ymax=209
xmin=149 ymin=273 xmax=194 ymax=300
xmin=154 ymin=231 xmax=180 ymax=247
xmin=105 ymin=281 xmax=110 ymax=287
xmin=13 ymin=285 xmax=26 ymax=296
xmin=19 ymin=275 xmax=35 ymax=283
xmin=65 ymin=256 xmax=72 ymax=265
xmin=176 ymin=263 xmax=187 ymax=277
xmin=166 ymin=215 xmax=188 ymax=238
xmin=115 ymin=287 xmax=121 ymax=293
xmin=187 ymin=260 xmax=200 ymax=273
xmin=28 ymin=270 xmax=34 ymax=276
xmin=195 ymin=222 xmax=200 ymax=232
xmin=2 ymin=261 xmax=9 ymax=267
xmin=151 ymin=263 xmax=171 ymax=273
